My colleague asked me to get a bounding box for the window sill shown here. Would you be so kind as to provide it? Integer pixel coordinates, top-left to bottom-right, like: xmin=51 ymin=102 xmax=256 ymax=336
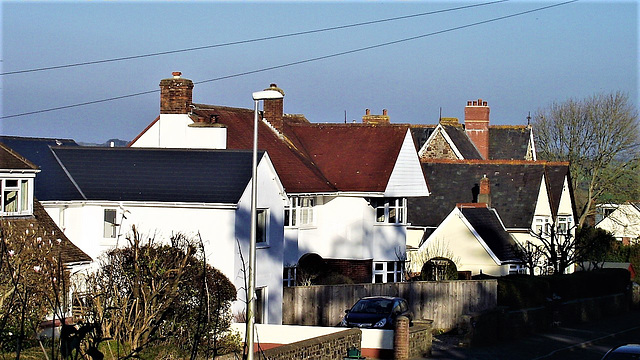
xmin=373 ymin=223 xmax=407 ymax=226
xmin=256 ymin=243 xmax=270 ymax=249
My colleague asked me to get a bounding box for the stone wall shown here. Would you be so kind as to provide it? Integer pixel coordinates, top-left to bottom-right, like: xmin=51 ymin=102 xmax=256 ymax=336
xmin=408 ymin=320 xmax=434 ymax=359
xmin=260 ymin=328 xmax=361 ymax=360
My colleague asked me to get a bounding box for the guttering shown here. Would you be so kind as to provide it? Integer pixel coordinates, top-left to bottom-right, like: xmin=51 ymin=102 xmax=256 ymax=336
xmin=1 ymin=169 xmax=40 ymax=175
xmin=39 ymin=200 xmax=238 ymax=210
xmin=287 ymin=191 xmax=386 ymax=197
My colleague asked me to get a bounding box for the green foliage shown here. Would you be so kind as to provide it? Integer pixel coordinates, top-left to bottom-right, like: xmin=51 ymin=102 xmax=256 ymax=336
xmin=497 ymin=269 xmax=630 ymax=309
xmin=498 ymin=274 xmax=550 ymax=309
xmin=605 ymin=243 xmax=640 ymax=283
xmin=575 ymin=226 xmax=616 ymax=265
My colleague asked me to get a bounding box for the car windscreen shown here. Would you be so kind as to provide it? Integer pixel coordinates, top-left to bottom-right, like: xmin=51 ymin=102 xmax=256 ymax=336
xmin=351 ymin=299 xmax=394 ymax=314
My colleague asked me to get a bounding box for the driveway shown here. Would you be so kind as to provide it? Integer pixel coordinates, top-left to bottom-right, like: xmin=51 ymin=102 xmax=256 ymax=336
xmin=427 ymin=309 xmax=640 ymax=360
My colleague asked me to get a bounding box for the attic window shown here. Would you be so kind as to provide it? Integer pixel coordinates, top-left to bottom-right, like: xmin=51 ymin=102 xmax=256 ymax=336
xmin=1 ymin=178 xmax=32 ymax=216
xmin=371 ymin=198 xmax=406 ymax=224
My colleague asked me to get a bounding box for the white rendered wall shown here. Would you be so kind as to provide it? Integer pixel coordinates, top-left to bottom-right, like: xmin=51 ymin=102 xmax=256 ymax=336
xmin=415 ymin=209 xmax=507 ymax=276
xmin=131 ymin=114 xmax=226 ymax=149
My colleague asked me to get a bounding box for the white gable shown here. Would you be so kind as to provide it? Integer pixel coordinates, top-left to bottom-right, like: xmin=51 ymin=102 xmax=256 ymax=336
xmin=131 ymin=114 xmax=227 ymax=149
xmin=385 ymin=129 xmax=430 ymax=197
xmin=533 ymin=174 xmax=552 ymax=217
xmin=557 ymin=176 xmax=573 ymax=217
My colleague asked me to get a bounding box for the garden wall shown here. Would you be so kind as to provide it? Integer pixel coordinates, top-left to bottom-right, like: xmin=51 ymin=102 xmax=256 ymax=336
xmin=283 ymin=280 xmax=497 ymax=331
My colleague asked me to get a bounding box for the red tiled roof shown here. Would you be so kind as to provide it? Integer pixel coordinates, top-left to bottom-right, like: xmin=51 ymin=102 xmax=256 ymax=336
xmin=192 ymin=105 xmax=335 ymax=193
xmin=285 ymin=123 xmax=409 ymax=192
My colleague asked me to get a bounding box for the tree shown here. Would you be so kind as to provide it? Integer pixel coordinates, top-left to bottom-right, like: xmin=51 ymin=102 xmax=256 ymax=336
xmin=533 ymin=91 xmax=640 ymax=227
xmin=73 ymin=227 xmax=237 ymax=359
xmin=0 ymin=219 xmax=69 ymax=359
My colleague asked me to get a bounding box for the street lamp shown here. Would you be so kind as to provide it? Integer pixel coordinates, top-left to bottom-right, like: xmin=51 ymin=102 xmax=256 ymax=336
xmin=246 ymin=89 xmax=283 ymax=360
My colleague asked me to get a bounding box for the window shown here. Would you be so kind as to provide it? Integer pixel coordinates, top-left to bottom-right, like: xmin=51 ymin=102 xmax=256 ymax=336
xmin=372 ymin=261 xmax=404 ymax=283
xmin=1 ymin=178 xmax=32 ymax=215
xmin=256 ymin=209 xmax=268 ymax=243
xmin=371 ymin=198 xmax=406 ymax=224
xmin=255 ymin=287 xmax=266 ymax=324
xmin=284 ymin=196 xmax=315 ymax=227
xmin=508 ymin=264 xmax=525 ymax=275
xmin=283 ymin=266 xmax=296 ymax=287
xmin=103 ymin=209 xmax=117 ymax=238
xmin=534 ymin=216 xmax=550 ymax=235
xmin=557 ymin=216 xmax=571 ymax=235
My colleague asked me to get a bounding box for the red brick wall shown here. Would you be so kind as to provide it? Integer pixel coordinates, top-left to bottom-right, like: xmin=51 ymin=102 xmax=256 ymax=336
xmin=159 ymin=72 xmax=194 ymax=114
xmin=464 ymin=99 xmax=490 ymax=160
xmin=325 ymin=259 xmax=373 ymax=284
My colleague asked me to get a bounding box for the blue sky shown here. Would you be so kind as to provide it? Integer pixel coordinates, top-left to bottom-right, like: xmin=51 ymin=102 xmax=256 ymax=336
xmin=1 ymin=1 xmax=638 ymax=144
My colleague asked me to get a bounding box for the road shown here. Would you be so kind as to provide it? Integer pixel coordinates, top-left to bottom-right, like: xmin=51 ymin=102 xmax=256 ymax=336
xmin=428 ymin=309 xmax=640 ymax=360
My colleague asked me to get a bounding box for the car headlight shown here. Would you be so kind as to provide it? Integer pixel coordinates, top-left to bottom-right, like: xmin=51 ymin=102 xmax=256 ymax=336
xmin=339 ymin=318 xmax=347 ymax=327
xmin=373 ymin=318 xmax=387 ymax=328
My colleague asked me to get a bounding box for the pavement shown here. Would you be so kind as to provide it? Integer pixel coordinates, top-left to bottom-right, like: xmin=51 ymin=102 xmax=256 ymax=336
xmin=425 ymin=309 xmax=640 ymax=359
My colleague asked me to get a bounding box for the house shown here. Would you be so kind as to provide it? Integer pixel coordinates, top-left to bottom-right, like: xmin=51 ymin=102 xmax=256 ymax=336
xmin=407 ymin=160 xmax=575 ymax=275
xmin=0 ymin=138 xmax=287 ymax=324
xmin=0 ymin=141 xmax=91 ymax=266
xmin=596 ymin=202 xmax=640 ymax=245
xmin=410 ymin=99 xmax=536 ymax=161
xmin=130 ymin=73 xmax=430 ymax=284
xmin=412 ymin=202 xmax=523 ymax=277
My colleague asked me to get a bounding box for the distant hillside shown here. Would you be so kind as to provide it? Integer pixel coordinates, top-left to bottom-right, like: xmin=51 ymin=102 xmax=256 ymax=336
xmin=78 ymin=139 xmax=129 ymax=147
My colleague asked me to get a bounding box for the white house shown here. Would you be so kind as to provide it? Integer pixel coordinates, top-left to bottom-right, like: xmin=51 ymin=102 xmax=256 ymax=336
xmin=1 ymin=138 xmax=287 ymax=324
xmin=407 ymin=160 xmax=576 ymax=275
xmin=130 ymin=74 xmax=430 ymax=284
xmin=596 ymin=202 xmax=640 ymax=245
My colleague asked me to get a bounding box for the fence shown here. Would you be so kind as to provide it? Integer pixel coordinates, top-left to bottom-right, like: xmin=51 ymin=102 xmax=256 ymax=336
xmin=283 ymin=280 xmax=497 ymax=331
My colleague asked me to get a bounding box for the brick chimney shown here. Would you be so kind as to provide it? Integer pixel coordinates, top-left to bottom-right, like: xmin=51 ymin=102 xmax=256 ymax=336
xmin=159 ymin=72 xmax=194 ymax=114
xmin=477 ymin=174 xmax=491 ymax=207
xmin=464 ymin=99 xmax=490 ymax=159
xmin=362 ymin=109 xmax=390 ymax=124
xmin=262 ymin=83 xmax=285 ymax=132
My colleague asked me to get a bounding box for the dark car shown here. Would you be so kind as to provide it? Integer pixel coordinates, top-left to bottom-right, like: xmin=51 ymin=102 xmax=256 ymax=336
xmin=601 ymin=344 xmax=640 ymax=360
xmin=339 ymin=296 xmax=411 ymax=329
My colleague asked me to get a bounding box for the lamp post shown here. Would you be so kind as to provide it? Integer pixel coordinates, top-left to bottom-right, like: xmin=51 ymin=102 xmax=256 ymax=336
xmin=246 ymin=89 xmax=283 ymax=360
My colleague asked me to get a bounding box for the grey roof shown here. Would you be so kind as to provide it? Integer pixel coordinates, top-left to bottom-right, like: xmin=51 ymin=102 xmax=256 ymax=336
xmin=489 ymin=127 xmax=532 ymax=160
xmin=407 ymin=161 xmax=570 ymax=229
xmin=49 ymin=147 xmax=263 ymax=204
xmin=0 ymin=136 xmax=82 ymax=200
xmin=460 ymin=206 xmax=521 ymax=262
xmin=410 ymin=127 xmax=436 ymax=154
xmin=442 ymin=125 xmax=482 ymax=159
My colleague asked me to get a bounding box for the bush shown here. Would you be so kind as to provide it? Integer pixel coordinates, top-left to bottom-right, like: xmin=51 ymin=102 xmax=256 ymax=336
xmin=497 ymin=269 xmax=630 ymax=309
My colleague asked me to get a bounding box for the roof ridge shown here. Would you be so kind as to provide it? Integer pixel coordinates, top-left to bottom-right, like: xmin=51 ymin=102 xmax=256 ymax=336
xmin=421 ymin=159 xmax=569 ymax=166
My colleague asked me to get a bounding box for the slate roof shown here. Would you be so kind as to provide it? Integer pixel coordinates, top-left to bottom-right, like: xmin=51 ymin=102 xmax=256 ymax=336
xmin=489 ymin=126 xmax=532 ymax=160
xmin=442 ymin=125 xmax=482 ymax=159
xmin=48 ymin=147 xmax=263 ymax=204
xmin=407 ymin=160 xmax=570 ymax=229
xmin=187 ymin=105 xmax=410 ymax=193
xmin=0 ymin=136 xmax=81 ymax=201
xmin=459 ymin=205 xmax=521 ymax=262
xmin=410 ymin=124 xmax=532 ymax=160
xmin=0 ymin=142 xmax=38 ymax=170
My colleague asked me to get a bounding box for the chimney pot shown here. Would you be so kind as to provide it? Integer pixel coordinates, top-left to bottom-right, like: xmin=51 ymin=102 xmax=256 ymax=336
xmin=383 ymin=109 xmax=388 ymax=116
xmin=366 ymin=109 xmax=371 ymax=115
xmin=172 ymin=71 xmax=182 ymax=78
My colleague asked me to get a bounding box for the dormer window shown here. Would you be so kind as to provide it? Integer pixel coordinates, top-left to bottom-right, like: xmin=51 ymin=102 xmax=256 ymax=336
xmin=1 ymin=178 xmax=33 ymax=216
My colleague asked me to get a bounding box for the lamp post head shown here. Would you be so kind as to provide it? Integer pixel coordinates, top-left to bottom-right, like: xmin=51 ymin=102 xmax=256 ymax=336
xmin=252 ymin=89 xmax=284 ymax=101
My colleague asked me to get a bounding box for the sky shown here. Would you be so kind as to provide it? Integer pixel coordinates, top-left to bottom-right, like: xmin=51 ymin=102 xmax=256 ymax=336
xmin=1 ymin=0 xmax=638 ymax=144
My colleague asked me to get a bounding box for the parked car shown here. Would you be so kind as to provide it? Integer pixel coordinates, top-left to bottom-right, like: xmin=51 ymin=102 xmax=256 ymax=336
xmin=601 ymin=344 xmax=640 ymax=359
xmin=339 ymin=296 xmax=412 ymax=329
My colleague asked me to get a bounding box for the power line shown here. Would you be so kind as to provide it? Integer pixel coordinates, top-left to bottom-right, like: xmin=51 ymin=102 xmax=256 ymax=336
xmin=0 ymin=0 xmax=507 ymax=76
xmin=1 ymin=0 xmax=578 ymax=120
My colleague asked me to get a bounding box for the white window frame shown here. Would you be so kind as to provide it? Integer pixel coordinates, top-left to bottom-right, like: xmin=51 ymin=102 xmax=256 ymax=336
xmin=556 ymin=215 xmax=571 ymax=235
xmin=283 ymin=266 xmax=296 ymax=287
xmin=1 ymin=178 xmax=33 ymax=216
xmin=372 ymin=198 xmax=407 ymax=224
xmin=372 ymin=261 xmax=404 ymax=283
xmin=533 ymin=216 xmax=550 ymax=235
xmin=508 ymin=264 xmax=525 ymax=275
xmin=255 ymin=286 xmax=267 ymax=324
xmin=284 ymin=196 xmax=315 ymax=227
xmin=256 ymin=208 xmax=269 ymax=244
xmin=103 ymin=208 xmax=118 ymax=239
